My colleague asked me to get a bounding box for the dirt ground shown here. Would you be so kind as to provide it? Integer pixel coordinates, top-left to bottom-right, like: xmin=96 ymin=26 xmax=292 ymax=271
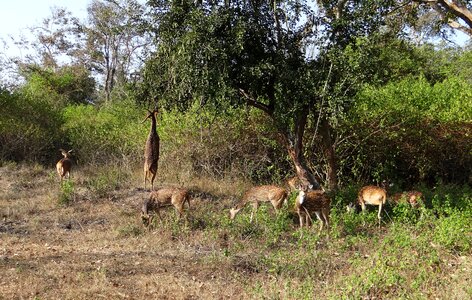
xmin=1 ymin=164 xmax=471 ymax=299
xmin=0 ymin=165 xmax=260 ymax=300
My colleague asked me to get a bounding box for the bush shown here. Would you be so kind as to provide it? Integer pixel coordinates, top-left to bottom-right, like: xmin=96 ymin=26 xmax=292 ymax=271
xmin=337 ymin=76 xmax=472 ymax=185
xmin=62 ymin=99 xmax=145 ymax=165
xmin=58 ymin=180 xmax=75 ymax=206
xmin=0 ymin=89 xmax=64 ymax=162
xmin=433 ymin=211 xmax=472 ymax=253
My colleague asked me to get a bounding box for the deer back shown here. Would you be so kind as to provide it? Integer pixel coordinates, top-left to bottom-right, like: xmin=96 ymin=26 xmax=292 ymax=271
xmin=358 ymin=185 xmax=387 ymax=206
xmin=243 ymin=185 xmax=286 ymax=204
xmin=296 ymin=190 xmax=330 ymax=213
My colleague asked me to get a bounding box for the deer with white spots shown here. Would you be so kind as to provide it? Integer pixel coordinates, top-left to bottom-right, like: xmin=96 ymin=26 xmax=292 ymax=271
xmin=229 ymin=185 xmax=288 ymax=223
xmin=295 ymin=186 xmax=330 ymax=231
xmin=141 ymin=187 xmax=191 ymax=227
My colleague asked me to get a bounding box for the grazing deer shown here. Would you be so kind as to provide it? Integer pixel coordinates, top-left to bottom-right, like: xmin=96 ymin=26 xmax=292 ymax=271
xmin=56 ymin=149 xmax=73 ymax=182
xmin=390 ymin=191 xmax=423 ymax=208
xmin=142 ymin=109 xmax=160 ymax=191
xmin=141 ymin=187 xmax=190 ymax=227
xmin=295 ymin=186 xmax=331 ymax=231
xmin=357 ymin=185 xmax=388 ymax=227
xmin=229 ymin=185 xmax=288 ymax=222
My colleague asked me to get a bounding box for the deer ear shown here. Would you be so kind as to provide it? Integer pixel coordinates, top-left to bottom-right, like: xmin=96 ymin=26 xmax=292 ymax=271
xmin=68 ymin=149 xmax=73 ymax=153
xmin=308 ymin=184 xmax=313 ymax=190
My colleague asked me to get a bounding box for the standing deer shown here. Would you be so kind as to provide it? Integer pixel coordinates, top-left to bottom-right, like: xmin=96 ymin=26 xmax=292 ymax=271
xmin=357 ymin=185 xmax=388 ymax=227
xmin=390 ymin=191 xmax=423 ymax=208
xmin=295 ymin=186 xmax=331 ymax=231
xmin=56 ymin=149 xmax=73 ymax=182
xmin=141 ymin=187 xmax=191 ymax=227
xmin=229 ymin=185 xmax=288 ymax=223
xmin=142 ymin=109 xmax=160 ymax=191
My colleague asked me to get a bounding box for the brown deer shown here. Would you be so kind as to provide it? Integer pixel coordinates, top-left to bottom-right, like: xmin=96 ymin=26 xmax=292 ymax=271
xmin=142 ymin=108 xmax=160 ymax=191
xmin=285 ymin=176 xmax=300 ymax=192
xmin=390 ymin=191 xmax=423 ymax=208
xmin=141 ymin=187 xmax=191 ymax=227
xmin=56 ymin=149 xmax=73 ymax=182
xmin=295 ymin=186 xmax=331 ymax=231
xmin=357 ymin=185 xmax=388 ymax=227
xmin=229 ymin=185 xmax=288 ymax=222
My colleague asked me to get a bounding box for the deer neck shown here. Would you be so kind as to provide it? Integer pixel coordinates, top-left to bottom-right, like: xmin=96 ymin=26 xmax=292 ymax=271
xmin=149 ymin=114 xmax=157 ymax=133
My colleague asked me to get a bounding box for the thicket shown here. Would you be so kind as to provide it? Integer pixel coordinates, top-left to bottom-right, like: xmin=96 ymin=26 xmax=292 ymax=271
xmin=1 ymin=73 xmax=471 ymax=187
xmin=335 ymin=75 xmax=472 ymax=185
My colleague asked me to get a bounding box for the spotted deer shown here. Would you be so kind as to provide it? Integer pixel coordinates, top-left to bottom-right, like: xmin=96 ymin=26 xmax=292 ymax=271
xmin=357 ymin=185 xmax=388 ymax=227
xmin=56 ymin=149 xmax=73 ymax=182
xmin=295 ymin=186 xmax=331 ymax=231
xmin=285 ymin=176 xmax=300 ymax=192
xmin=141 ymin=187 xmax=191 ymax=227
xmin=229 ymin=185 xmax=288 ymax=223
xmin=142 ymin=108 xmax=160 ymax=191
xmin=390 ymin=191 xmax=423 ymax=208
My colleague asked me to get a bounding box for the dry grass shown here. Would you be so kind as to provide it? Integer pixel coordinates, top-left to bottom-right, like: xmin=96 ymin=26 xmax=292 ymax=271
xmin=1 ymin=163 xmax=471 ymax=299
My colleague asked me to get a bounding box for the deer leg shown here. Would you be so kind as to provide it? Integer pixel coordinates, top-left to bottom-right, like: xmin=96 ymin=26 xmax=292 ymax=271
xmin=323 ymin=208 xmax=330 ymax=230
xmin=378 ymin=203 xmax=383 ymax=228
xmin=298 ymin=212 xmax=304 ymax=228
xmin=360 ymin=201 xmax=367 ymax=212
xmin=148 ymin=215 xmax=155 ymax=230
xmin=314 ymin=211 xmax=324 ymax=231
xmin=155 ymin=206 xmax=163 ymax=223
xmin=150 ymin=172 xmax=156 ymax=191
xmin=250 ymin=202 xmax=259 ymax=223
xmin=143 ymin=170 xmax=148 ymax=190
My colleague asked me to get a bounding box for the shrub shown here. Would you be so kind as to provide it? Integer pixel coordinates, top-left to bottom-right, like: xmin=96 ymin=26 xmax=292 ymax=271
xmin=433 ymin=211 xmax=472 ymax=253
xmin=0 ymin=89 xmax=63 ymax=162
xmin=62 ymin=100 xmax=145 ymax=166
xmin=58 ymin=180 xmax=75 ymax=206
xmin=336 ymin=76 xmax=472 ymax=185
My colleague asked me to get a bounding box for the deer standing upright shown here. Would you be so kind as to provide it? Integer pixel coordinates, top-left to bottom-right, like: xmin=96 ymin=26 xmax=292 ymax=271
xmin=56 ymin=149 xmax=73 ymax=182
xmin=143 ymin=109 xmax=160 ymax=191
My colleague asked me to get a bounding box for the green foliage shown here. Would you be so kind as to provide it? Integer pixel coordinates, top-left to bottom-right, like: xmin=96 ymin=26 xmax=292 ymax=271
xmin=83 ymin=167 xmax=131 ymax=199
xmin=433 ymin=211 xmax=472 ymax=252
xmin=58 ymin=180 xmax=75 ymax=206
xmin=21 ymin=65 xmax=95 ymax=107
xmin=62 ymin=99 xmax=145 ymax=165
xmin=157 ymin=105 xmax=288 ymax=182
xmin=0 ymin=89 xmax=64 ymax=162
xmin=338 ymin=75 xmax=472 ymax=184
xmin=353 ymin=76 xmax=472 ymax=123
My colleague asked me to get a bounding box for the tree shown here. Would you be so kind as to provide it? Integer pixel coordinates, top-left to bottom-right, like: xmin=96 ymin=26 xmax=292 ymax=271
xmin=24 ymin=7 xmax=82 ymax=69
xmin=395 ymin=1 xmax=472 ymax=42
xmin=139 ymin=0 xmax=399 ymax=189
xmin=2 ymin=1 xmax=150 ymax=102
xmin=19 ymin=64 xmax=95 ymax=106
xmin=81 ymin=0 xmax=151 ymax=102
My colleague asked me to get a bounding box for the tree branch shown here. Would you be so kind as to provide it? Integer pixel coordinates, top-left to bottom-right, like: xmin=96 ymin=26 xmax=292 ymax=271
xmin=238 ymin=88 xmax=273 ymax=115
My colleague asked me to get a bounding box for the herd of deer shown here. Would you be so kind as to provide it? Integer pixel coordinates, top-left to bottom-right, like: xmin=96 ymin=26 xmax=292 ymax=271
xmin=56 ymin=109 xmax=424 ymax=231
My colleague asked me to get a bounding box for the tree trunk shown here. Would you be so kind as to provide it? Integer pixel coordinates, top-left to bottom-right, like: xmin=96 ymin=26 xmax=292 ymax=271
xmin=239 ymin=89 xmax=321 ymax=190
xmin=279 ymin=108 xmax=321 ymax=190
xmin=319 ymin=117 xmax=338 ymax=190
